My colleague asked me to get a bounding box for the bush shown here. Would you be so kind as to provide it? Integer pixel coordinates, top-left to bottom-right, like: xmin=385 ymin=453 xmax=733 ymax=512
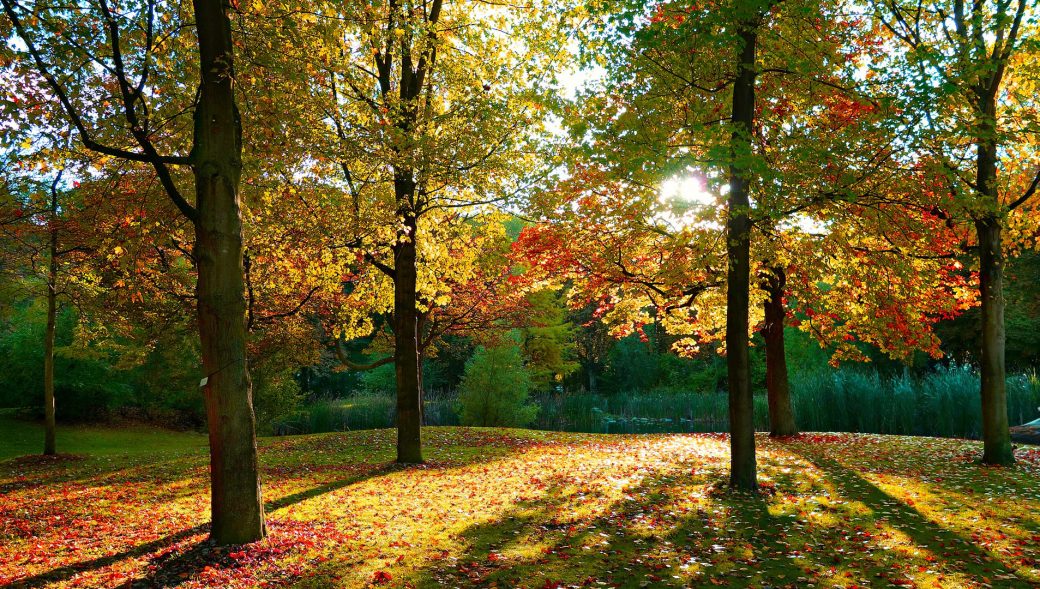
xmin=458 ymin=344 xmax=538 ymax=427
xmin=357 ymin=358 xmax=457 ymax=396
xmin=252 ymin=366 xmax=304 ymax=435
xmin=127 ymin=330 xmax=205 ymax=426
xmin=359 ymin=363 xmax=397 ymax=395
xmin=0 ymin=302 xmax=135 ymax=420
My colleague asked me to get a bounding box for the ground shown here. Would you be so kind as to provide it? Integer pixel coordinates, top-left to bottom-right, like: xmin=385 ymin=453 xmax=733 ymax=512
xmin=1 ymin=415 xmax=1039 ymax=589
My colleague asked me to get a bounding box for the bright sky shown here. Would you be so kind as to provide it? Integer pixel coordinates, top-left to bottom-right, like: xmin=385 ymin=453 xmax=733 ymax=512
xmin=659 ymin=175 xmax=716 ymax=208
xmin=655 ymin=173 xmax=723 ymax=231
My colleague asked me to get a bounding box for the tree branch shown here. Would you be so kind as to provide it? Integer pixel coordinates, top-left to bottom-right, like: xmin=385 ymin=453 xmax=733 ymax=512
xmin=333 ymin=338 xmax=395 ymax=371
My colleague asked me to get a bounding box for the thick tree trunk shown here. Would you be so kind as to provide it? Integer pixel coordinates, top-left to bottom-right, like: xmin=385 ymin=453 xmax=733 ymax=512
xmin=763 ymin=267 xmax=797 ymax=437
xmin=974 ymin=87 xmax=1014 ymax=466
xmin=394 ymin=178 xmax=423 ymax=464
xmin=976 ymin=216 xmax=1013 ymax=464
xmin=43 ymin=187 xmax=58 ymax=456
xmin=192 ymin=0 xmax=265 ymax=545
xmin=725 ymin=24 xmax=758 ymax=491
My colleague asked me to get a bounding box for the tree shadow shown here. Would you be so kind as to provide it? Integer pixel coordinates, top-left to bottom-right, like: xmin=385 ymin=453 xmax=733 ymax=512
xmin=410 ymin=472 xmax=797 ymax=588
xmin=6 ymin=462 xmax=415 ymax=588
xmin=0 ymin=452 xmax=206 ymax=493
xmin=6 ymin=525 xmax=207 ymax=589
xmin=121 ymin=537 xmax=307 ymax=589
xmin=5 ymin=433 xmax=541 ymax=588
xmin=788 ymin=448 xmax=1032 ymax=587
xmin=129 ymin=540 xmax=219 ymax=588
xmin=17 ymin=430 xmax=1032 ymax=588
xmin=411 ymin=449 xmax=1035 ymax=588
xmin=264 ymin=461 xmax=404 ymax=512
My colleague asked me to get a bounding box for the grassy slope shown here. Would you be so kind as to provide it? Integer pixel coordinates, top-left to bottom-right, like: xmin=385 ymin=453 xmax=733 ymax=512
xmin=1 ymin=415 xmax=1039 ymax=589
xmin=0 ymin=410 xmax=206 ymax=461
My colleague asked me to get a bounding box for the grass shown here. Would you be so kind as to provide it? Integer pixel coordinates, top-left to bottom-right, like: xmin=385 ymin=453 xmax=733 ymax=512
xmin=0 ymin=409 xmax=206 ymax=462
xmin=1 ymin=414 xmax=1039 ymax=588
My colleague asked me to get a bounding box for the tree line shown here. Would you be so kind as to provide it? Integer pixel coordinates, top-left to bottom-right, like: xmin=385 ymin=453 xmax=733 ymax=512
xmin=1 ymin=0 xmax=1038 ymax=545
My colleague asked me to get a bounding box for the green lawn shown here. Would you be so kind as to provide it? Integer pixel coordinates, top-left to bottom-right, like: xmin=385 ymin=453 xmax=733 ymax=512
xmin=0 ymin=410 xmax=206 ymax=462
xmin=1 ymin=414 xmax=1038 ymax=588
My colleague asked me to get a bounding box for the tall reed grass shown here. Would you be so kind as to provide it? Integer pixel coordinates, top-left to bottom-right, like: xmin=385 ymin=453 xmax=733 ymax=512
xmin=790 ymin=365 xmax=1039 ymax=438
xmin=272 ymin=389 xmax=459 ymax=435
xmin=273 ymin=366 xmax=1040 ymax=439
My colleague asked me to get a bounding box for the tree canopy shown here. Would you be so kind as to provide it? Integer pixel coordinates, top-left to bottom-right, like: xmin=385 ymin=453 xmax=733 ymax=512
xmin=1 ymin=0 xmax=1039 ymax=540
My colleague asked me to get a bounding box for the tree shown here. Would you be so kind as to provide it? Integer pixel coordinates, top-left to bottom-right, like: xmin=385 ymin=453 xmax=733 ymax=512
xmin=41 ymin=175 xmax=60 ymax=455
xmin=761 ymin=266 xmax=796 ymax=436
xmin=520 ymin=289 xmax=579 ymax=391
xmin=869 ymin=0 xmax=1040 ymax=464
xmin=1 ymin=0 xmax=265 ymax=543
xmin=521 ymin=0 xmax=985 ymax=488
xmin=568 ymin=303 xmax=616 ymax=393
xmin=329 ymin=212 xmax=537 ymax=402
xmin=0 ymin=170 xmax=77 ymax=454
xmin=243 ymin=0 xmax=573 ymax=462
xmin=938 ymin=250 xmax=1040 ymax=369
xmin=1 ymin=146 xmax=135 ymax=452
xmin=724 ymin=3 xmax=768 ymax=489
xmin=458 ymin=342 xmax=538 ymax=428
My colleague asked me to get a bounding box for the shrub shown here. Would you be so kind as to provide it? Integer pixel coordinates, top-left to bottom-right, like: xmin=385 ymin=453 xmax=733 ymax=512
xmin=0 ymin=303 xmax=135 ymax=420
xmin=360 ymin=362 xmax=397 ymax=395
xmin=252 ymin=365 xmax=304 ymax=435
xmin=458 ymin=344 xmax=538 ymax=427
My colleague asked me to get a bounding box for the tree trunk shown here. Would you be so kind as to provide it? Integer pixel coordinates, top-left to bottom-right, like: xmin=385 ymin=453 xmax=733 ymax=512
xmin=763 ymin=267 xmax=797 ymax=437
xmin=394 ymin=177 xmax=423 ymax=464
xmin=725 ymin=24 xmax=758 ymax=491
xmin=192 ymin=0 xmax=266 ymax=545
xmin=43 ymin=185 xmax=58 ymax=456
xmin=974 ymin=85 xmax=1013 ymax=466
xmin=976 ymin=216 xmax=1013 ymax=464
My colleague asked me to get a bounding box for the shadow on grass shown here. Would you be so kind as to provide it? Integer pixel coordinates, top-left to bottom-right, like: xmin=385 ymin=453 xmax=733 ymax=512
xmin=128 ymin=537 xmax=312 ymax=589
xmin=16 ymin=432 xmax=1033 ymax=588
xmin=0 ymin=451 xmax=207 ymax=494
xmin=791 ymin=449 xmax=1030 ymax=587
xmin=6 ymin=437 xmax=532 ymax=588
xmin=411 ymin=452 xmax=1032 ymax=588
xmin=6 ymin=525 xmax=207 ymax=589
xmin=410 ymin=472 xmax=796 ymax=588
xmin=264 ymin=462 xmax=404 ymax=512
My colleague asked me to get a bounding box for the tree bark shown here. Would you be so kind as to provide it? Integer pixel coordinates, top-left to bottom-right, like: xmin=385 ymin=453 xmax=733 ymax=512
xmin=725 ymin=24 xmax=758 ymax=490
xmin=973 ymin=84 xmax=1014 ymax=466
xmin=977 ymin=218 xmax=1012 ymax=463
xmin=763 ymin=267 xmax=797 ymax=437
xmin=377 ymin=1 xmax=439 ymax=464
xmin=43 ymin=184 xmax=58 ymax=456
xmin=192 ymin=0 xmax=266 ymax=544
xmin=394 ymin=177 xmax=423 ymax=464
